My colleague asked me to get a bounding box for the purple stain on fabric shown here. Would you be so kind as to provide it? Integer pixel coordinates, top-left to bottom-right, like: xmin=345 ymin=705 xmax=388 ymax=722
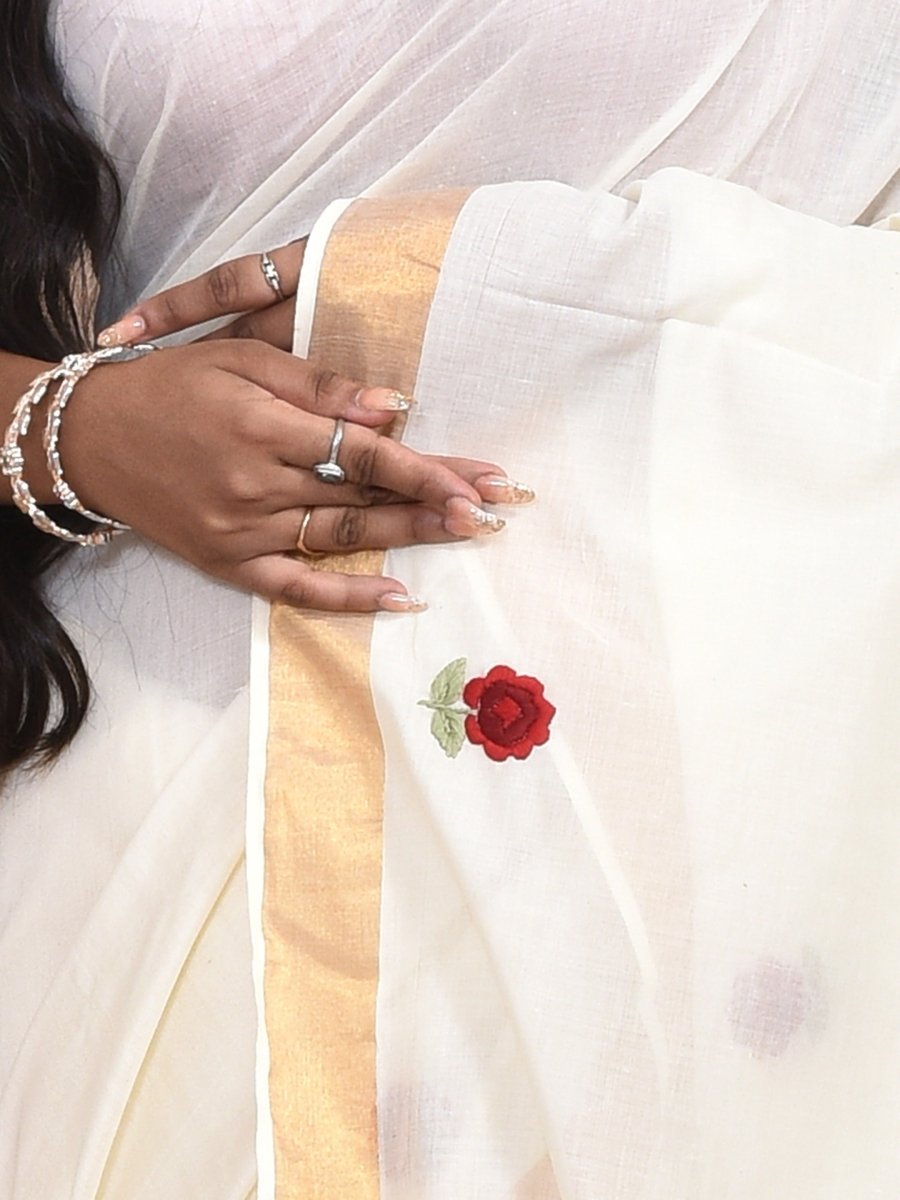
xmin=728 ymin=954 xmax=826 ymax=1059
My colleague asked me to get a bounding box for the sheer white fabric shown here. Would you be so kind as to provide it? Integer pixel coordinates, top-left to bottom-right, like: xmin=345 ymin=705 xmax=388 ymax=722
xmin=57 ymin=0 xmax=900 ymax=321
xmin=1 ymin=1 xmax=899 ymax=1196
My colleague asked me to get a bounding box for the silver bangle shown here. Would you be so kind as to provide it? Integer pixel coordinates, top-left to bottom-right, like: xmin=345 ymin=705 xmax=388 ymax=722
xmin=1 ymin=344 xmax=157 ymax=546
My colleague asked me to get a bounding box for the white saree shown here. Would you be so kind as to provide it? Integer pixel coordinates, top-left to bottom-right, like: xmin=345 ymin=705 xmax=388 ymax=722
xmin=251 ymin=176 xmax=900 ymax=1200
xmin=2 ymin=2 xmax=900 ymax=1197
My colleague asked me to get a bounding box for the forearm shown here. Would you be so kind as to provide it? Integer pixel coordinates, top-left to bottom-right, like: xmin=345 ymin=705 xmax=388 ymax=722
xmin=1 ymin=350 xmax=58 ymax=506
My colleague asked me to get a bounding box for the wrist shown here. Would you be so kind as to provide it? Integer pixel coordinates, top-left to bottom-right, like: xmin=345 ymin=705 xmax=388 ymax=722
xmin=2 ymin=345 xmax=154 ymax=543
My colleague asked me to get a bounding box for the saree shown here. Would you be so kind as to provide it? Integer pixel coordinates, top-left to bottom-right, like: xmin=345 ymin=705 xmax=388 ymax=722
xmin=2 ymin=1 xmax=900 ymax=1196
xmin=250 ymin=175 xmax=900 ymax=1199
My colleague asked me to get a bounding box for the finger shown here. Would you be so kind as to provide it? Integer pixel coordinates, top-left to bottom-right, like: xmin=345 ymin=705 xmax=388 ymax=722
xmin=236 ymin=554 xmax=427 ymax=614
xmin=277 ymin=410 xmax=498 ymax=524
xmin=262 ymin=463 xmax=533 ymax=514
xmin=277 ymin=454 xmax=534 ymax=508
xmin=217 ymin=340 xmax=414 ymax=428
xmin=261 ymin=451 xmax=533 ymax=514
xmin=264 ymin=503 xmax=469 ymax=557
xmin=305 ymin=461 xmax=534 ymax=508
xmin=199 ymin=299 xmax=295 ymax=350
xmin=256 ymin=465 xmax=411 ymax=511
xmin=96 ymin=242 xmax=306 ymax=346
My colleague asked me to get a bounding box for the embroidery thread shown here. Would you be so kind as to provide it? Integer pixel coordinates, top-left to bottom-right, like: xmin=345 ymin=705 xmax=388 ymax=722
xmin=419 ymin=658 xmax=556 ymax=761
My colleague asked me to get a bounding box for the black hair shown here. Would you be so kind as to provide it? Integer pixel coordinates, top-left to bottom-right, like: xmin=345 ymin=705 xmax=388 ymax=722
xmin=0 ymin=0 xmax=121 ymax=770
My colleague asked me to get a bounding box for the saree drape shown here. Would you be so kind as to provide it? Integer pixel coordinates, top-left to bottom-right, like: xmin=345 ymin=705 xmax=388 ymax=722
xmin=253 ymin=175 xmax=900 ymax=1198
xmin=2 ymin=2 xmax=900 ymax=1196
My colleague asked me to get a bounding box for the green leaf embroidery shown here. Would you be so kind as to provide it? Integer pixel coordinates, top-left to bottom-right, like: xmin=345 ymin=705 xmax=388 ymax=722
xmin=431 ymin=708 xmax=466 ymax=758
xmin=429 ymin=657 xmax=467 ymax=706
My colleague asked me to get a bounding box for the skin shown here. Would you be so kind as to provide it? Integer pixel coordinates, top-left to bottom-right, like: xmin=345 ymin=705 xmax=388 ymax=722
xmin=3 ymin=237 xmax=530 ymax=614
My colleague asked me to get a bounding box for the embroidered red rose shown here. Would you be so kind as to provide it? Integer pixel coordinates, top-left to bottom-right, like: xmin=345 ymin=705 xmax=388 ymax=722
xmin=419 ymin=658 xmax=555 ymax=761
xmin=463 ymin=665 xmax=555 ymax=761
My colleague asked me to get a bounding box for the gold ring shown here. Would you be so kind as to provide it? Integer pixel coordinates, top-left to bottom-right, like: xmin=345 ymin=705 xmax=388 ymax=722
xmin=295 ymin=507 xmax=325 ymax=559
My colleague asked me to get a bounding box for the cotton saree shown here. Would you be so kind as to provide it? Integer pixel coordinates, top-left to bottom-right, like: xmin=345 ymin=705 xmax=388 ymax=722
xmin=3 ymin=1 xmax=900 ymax=1196
xmin=249 ymin=175 xmax=900 ymax=1198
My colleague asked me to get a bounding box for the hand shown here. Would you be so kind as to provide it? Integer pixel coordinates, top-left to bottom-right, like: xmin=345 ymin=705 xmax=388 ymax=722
xmin=98 ymin=242 xmax=306 ymax=350
xmin=59 ymin=339 xmax=530 ymax=614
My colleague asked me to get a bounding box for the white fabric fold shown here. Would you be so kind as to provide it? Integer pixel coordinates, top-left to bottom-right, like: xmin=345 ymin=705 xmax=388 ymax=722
xmin=373 ymin=172 xmax=900 ymax=1198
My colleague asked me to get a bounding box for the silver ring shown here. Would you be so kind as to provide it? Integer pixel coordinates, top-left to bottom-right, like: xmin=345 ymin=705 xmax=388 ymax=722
xmin=260 ymin=251 xmax=285 ymax=302
xmin=312 ymin=418 xmax=346 ymax=485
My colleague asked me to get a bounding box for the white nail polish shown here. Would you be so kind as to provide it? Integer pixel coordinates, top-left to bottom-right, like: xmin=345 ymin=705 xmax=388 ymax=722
xmin=470 ymin=505 xmax=505 ymax=530
xmin=358 ymin=387 xmax=414 ymax=412
xmin=480 ymin=476 xmax=536 ymax=504
xmin=379 ymin=592 xmax=428 ymax=613
xmin=96 ymin=315 xmax=146 ymax=348
xmin=445 ymin=498 xmax=507 ymax=538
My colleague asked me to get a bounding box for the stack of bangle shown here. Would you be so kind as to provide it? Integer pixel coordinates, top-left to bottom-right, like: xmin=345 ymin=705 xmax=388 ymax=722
xmin=1 ymin=343 xmax=156 ymax=546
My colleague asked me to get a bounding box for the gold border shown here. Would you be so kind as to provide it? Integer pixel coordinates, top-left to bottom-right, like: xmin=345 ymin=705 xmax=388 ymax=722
xmin=262 ymin=191 xmax=470 ymax=1200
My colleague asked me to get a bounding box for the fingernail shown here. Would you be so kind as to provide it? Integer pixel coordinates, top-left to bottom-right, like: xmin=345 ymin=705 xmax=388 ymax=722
xmin=444 ymin=498 xmax=507 ymax=538
xmin=96 ymin=315 xmax=146 ymax=348
xmin=477 ymin=475 xmax=536 ymax=505
xmin=379 ymin=592 xmax=428 ymax=613
xmin=356 ymin=387 xmax=414 ymax=412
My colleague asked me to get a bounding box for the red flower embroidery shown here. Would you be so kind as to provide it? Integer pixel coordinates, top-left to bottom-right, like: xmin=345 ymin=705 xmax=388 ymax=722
xmin=463 ymin=665 xmax=556 ymax=761
xmin=419 ymin=658 xmax=556 ymax=761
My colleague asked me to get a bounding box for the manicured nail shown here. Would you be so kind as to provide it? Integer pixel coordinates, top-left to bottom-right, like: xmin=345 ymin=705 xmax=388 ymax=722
xmin=444 ymin=498 xmax=506 ymax=538
xmin=356 ymin=387 xmax=414 ymax=412
xmin=477 ymin=475 xmax=536 ymax=505
xmin=379 ymin=592 xmax=428 ymax=613
xmin=97 ymin=315 xmax=146 ymax=348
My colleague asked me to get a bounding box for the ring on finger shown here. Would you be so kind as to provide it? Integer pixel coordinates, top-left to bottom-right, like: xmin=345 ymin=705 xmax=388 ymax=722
xmin=312 ymin=417 xmax=347 ymax=485
xmin=295 ymin=507 xmax=325 ymax=559
xmin=259 ymin=251 xmax=286 ymax=302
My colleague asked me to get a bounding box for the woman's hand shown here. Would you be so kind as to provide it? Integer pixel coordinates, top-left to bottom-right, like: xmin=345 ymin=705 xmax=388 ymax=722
xmin=88 ymin=242 xmax=534 ymax=613
xmin=98 ymin=242 xmax=305 ymax=350
xmin=58 ymin=338 xmax=527 ymax=614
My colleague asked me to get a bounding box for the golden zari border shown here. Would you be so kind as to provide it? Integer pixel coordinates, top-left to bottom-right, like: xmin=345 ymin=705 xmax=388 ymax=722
xmin=262 ymin=190 xmax=471 ymax=1200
